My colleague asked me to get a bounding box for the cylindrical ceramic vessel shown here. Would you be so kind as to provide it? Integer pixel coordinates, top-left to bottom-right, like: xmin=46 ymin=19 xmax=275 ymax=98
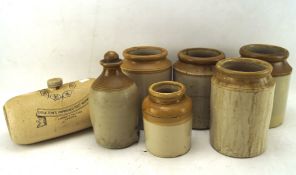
xmin=173 ymin=48 xmax=225 ymax=129
xmin=142 ymin=81 xmax=192 ymax=158
xmin=240 ymin=44 xmax=292 ymax=128
xmin=122 ymin=46 xmax=172 ymax=129
xmin=3 ymin=78 xmax=94 ymax=144
xmin=210 ymin=58 xmax=275 ymax=158
xmin=89 ymin=51 xmax=139 ymax=149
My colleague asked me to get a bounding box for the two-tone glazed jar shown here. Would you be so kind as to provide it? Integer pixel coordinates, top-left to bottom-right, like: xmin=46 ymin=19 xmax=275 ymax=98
xmin=240 ymin=44 xmax=292 ymax=128
xmin=122 ymin=46 xmax=172 ymax=129
xmin=210 ymin=58 xmax=275 ymax=158
xmin=173 ymin=48 xmax=225 ymax=129
xmin=142 ymin=81 xmax=192 ymax=158
xmin=89 ymin=51 xmax=139 ymax=149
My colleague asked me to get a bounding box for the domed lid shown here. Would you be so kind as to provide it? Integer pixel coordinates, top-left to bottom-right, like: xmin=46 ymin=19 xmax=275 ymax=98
xmin=100 ymin=51 xmax=122 ymax=67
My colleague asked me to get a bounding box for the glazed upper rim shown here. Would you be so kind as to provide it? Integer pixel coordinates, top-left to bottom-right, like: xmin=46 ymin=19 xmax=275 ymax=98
xmin=149 ymin=81 xmax=185 ymax=100
xmin=240 ymin=44 xmax=289 ymax=62
xmin=123 ymin=46 xmax=168 ymax=61
xmin=178 ymin=48 xmax=225 ymax=65
xmin=216 ymin=58 xmax=273 ymax=78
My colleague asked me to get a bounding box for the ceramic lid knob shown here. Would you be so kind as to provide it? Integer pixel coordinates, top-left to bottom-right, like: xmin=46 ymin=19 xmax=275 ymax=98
xmin=104 ymin=51 xmax=120 ymax=63
xmin=47 ymin=78 xmax=63 ymax=88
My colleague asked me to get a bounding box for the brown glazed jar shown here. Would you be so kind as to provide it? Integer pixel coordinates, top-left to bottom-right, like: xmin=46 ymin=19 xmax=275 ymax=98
xmin=122 ymin=46 xmax=172 ymax=129
xmin=89 ymin=51 xmax=139 ymax=149
xmin=210 ymin=58 xmax=275 ymax=158
xmin=142 ymin=81 xmax=192 ymax=158
xmin=240 ymin=44 xmax=292 ymax=128
xmin=173 ymin=48 xmax=225 ymax=129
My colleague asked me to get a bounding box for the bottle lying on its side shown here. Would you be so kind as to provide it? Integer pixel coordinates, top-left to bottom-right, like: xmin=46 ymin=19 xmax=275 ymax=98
xmin=3 ymin=77 xmax=94 ymax=144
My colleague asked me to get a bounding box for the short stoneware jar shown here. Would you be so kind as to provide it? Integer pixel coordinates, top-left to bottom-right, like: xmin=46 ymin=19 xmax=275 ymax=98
xmin=89 ymin=51 xmax=139 ymax=149
xmin=142 ymin=81 xmax=192 ymax=158
xmin=240 ymin=44 xmax=292 ymax=128
xmin=210 ymin=58 xmax=275 ymax=158
xmin=122 ymin=46 xmax=172 ymax=129
xmin=173 ymin=48 xmax=225 ymax=129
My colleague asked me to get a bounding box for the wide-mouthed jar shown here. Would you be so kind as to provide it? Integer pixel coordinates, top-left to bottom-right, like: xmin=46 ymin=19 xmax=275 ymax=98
xmin=89 ymin=51 xmax=139 ymax=149
xmin=210 ymin=58 xmax=275 ymax=158
xmin=122 ymin=46 xmax=172 ymax=129
xmin=240 ymin=44 xmax=292 ymax=128
xmin=173 ymin=48 xmax=225 ymax=129
xmin=142 ymin=81 xmax=192 ymax=158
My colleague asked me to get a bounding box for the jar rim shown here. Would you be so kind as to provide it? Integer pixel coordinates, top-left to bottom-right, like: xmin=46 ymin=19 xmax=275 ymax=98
xmin=216 ymin=58 xmax=273 ymax=78
xmin=240 ymin=44 xmax=289 ymax=62
xmin=149 ymin=81 xmax=185 ymax=101
xmin=178 ymin=48 xmax=225 ymax=65
xmin=123 ymin=46 xmax=168 ymax=61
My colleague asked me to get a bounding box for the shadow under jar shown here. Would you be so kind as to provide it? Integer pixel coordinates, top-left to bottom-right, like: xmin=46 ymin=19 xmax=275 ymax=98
xmin=89 ymin=51 xmax=139 ymax=149
xmin=240 ymin=44 xmax=292 ymax=128
xmin=210 ymin=58 xmax=275 ymax=158
xmin=173 ymin=48 xmax=225 ymax=129
xmin=121 ymin=46 xmax=172 ymax=129
xmin=142 ymin=81 xmax=192 ymax=158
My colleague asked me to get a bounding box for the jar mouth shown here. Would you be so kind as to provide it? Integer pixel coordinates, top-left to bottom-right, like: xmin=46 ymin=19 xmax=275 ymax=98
xmin=149 ymin=81 xmax=185 ymax=101
xmin=123 ymin=46 xmax=168 ymax=61
xmin=178 ymin=48 xmax=225 ymax=65
xmin=216 ymin=58 xmax=273 ymax=78
xmin=240 ymin=44 xmax=289 ymax=62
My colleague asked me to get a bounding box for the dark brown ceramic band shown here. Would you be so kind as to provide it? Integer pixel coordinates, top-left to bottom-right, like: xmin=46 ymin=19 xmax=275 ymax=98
xmin=178 ymin=48 xmax=225 ymax=65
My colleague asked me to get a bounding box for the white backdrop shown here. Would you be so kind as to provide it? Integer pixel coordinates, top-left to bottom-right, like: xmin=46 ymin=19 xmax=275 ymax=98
xmin=0 ymin=0 xmax=296 ymax=175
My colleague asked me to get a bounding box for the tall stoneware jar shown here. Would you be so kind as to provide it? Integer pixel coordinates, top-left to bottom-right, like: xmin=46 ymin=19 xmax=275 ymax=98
xmin=173 ymin=48 xmax=225 ymax=129
xmin=210 ymin=58 xmax=275 ymax=158
xmin=89 ymin=51 xmax=139 ymax=149
xmin=122 ymin=46 xmax=172 ymax=129
xmin=240 ymin=44 xmax=292 ymax=128
xmin=142 ymin=81 xmax=192 ymax=157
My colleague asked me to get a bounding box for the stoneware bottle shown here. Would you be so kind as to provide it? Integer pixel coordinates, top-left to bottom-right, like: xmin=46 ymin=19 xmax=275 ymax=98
xmin=210 ymin=58 xmax=275 ymax=158
xmin=89 ymin=51 xmax=139 ymax=149
xmin=142 ymin=81 xmax=192 ymax=158
xmin=173 ymin=48 xmax=225 ymax=129
xmin=3 ymin=77 xmax=94 ymax=144
xmin=240 ymin=44 xmax=292 ymax=128
xmin=121 ymin=46 xmax=172 ymax=129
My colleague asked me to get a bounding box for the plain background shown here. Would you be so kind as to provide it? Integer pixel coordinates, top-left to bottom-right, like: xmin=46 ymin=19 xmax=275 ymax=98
xmin=0 ymin=0 xmax=295 ymax=175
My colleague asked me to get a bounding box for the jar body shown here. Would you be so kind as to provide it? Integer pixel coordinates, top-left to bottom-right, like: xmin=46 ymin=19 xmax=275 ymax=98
xmin=89 ymin=83 xmax=139 ymax=148
xmin=142 ymin=81 xmax=192 ymax=158
xmin=173 ymin=62 xmax=212 ymax=129
xmin=3 ymin=78 xmax=94 ymax=144
xmin=210 ymin=58 xmax=275 ymax=158
xmin=271 ymin=74 xmax=291 ymax=127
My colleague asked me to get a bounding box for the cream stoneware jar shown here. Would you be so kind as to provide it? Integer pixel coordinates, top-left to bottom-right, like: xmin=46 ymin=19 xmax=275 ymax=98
xmin=121 ymin=46 xmax=172 ymax=129
xmin=142 ymin=81 xmax=192 ymax=158
xmin=210 ymin=58 xmax=275 ymax=158
xmin=240 ymin=44 xmax=292 ymax=128
xmin=89 ymin=51 xmax=139 ymax=149
xmin=173 ymin=48 xmax=225 ymax=129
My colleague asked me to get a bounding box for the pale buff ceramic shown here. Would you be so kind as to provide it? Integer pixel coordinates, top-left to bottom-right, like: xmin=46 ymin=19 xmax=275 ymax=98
xmin=173 ymin=48 xmax=225 ymax=129
xmin=89 ymin=51 xmax=139 ymax=149
xmin=3 ymin=78 xmax=94 ymax=144
xmin=142 ymin=81 xmax=192 ymax=158
xmin=122 ymin=46 xmax=172 ymax=129
xmin=240 ymin=44 xmax=292 ymax=128
xmin=210 ymin=58 xmax=275 ymax=158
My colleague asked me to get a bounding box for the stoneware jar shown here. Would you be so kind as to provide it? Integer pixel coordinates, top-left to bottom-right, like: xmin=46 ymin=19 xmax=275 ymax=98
xmin=173 ymin=48 xmax=225 ymax=129
xmin=89 ymin=51 xmax=139 ymax=149
xmin=210 ymin=58 xmax=275 ymax=158
xmin=121 ymin=46 xmax=172 ymax=129
xmin=240 ymin=44 xmax=292 ymax=128
xmin=3 ymin=77 xmax=94 ymax=144
xmin=142 ymin=81 xmax=192 ymax=158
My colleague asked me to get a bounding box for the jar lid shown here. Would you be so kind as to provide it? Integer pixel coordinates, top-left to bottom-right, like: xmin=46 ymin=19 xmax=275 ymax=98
xmin=100 ymin=51 xmax=122 ymax=67
xmin=47 ymin=78 xmax=63 ymax=88
xmin=178 ymin=48 xmax=225 ymax=65
xmin=240 ymin=44 xmax=289 ymax=63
